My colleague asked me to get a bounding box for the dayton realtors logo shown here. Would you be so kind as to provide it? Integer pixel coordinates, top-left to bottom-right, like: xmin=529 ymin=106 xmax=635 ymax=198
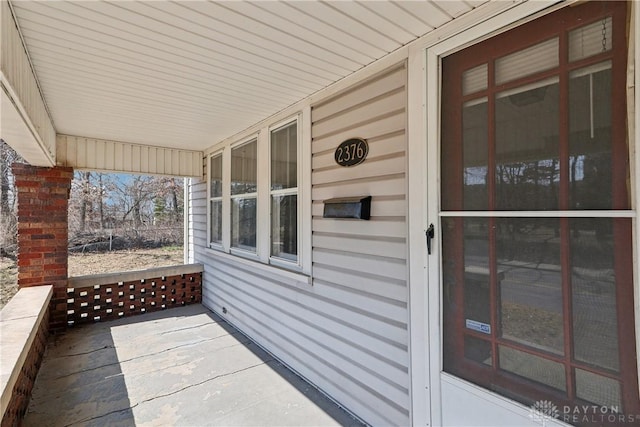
xmin=530 ymin=400 xmax=560 ymax=425
xmin=530 ymin=400 xmax=639 ymax=425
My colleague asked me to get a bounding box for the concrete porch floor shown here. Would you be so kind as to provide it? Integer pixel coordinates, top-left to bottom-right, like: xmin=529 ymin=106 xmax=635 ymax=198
xmin=24 ymin=305 xmax=363 ymax=427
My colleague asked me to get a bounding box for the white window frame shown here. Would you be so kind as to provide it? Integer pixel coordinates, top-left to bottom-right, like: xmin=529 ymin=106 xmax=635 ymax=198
xmin=207 ymin=150 xmax=224 ymax=250
xmin=229 ymin=136 xmax=259 ymax=260
xmin=205 ymin=109 xmax=310 ymax=277
xmin=268 ymin=116 xmax=301 ymax=270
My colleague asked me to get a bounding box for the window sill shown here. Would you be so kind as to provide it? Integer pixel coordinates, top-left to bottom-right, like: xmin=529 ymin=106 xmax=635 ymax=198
xmin=229 ymin=247 xmax=260 ymax=261
xmin=205 ymin=247 xmax=312 ymax=287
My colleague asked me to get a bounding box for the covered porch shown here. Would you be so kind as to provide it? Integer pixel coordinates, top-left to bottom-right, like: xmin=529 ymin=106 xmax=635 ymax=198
xmin=1 ymin=267 xmax=362 ymax=427
xmin=7 ymin=1 xmax=637 ymax=426
xmin=1 ymin=1 xmax=486 ymax=424
xmin=25 ymin=304 xmax=361 ymax=427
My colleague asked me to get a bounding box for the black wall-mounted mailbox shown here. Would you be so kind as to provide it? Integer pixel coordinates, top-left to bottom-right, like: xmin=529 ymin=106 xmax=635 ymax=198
xmin=323 ymin=196 xmax=371 ymax=220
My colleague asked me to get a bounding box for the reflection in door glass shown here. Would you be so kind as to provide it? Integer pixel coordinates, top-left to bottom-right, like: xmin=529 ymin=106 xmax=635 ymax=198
xmin=569 ymin=62 xmax=617 ymax=209
xmin=499 ymin=345 xmax=566 ymax=391
xmin=571 ymin=218 xmax=620 ymax=372
xmin=463 ymin=100 xmax=488 ymax=210
xmin=496 ymin=79 xmax=560 ymax=210
xmin=497 ymin=218 xmax=564 ymax=355
xmin=463 ymin=218 xmax=490 ymax=326
xmin=576 ymin=368 xmax=621 ymax=409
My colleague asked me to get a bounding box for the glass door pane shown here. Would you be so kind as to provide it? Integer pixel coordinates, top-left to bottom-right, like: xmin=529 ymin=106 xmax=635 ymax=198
xmin=571 ymin=218 xmax=619 ymax=371
xmin=497 ymin=218 xmax=564 ymax=355
xmin=439 ymin=1 xmax=637 ymax=416
xmin=569 ymin=62 xmax=615 ymax=209
xmin=463 ymin=100 xmax=488 ymax=210
xmin=495 ymin=79 xmax=560 ymax=210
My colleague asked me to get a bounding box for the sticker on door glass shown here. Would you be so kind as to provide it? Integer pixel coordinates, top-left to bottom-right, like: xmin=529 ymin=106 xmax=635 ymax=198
xmin=466 ymin=319 xmax=491 ymax=335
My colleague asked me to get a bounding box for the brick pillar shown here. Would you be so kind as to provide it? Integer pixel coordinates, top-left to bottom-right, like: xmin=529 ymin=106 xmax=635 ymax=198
xmin=13 ymin=163 xmax=73 ymax=331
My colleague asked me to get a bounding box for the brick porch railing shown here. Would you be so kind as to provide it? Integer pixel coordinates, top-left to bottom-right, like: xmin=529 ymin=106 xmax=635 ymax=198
xmin=65 ymin=264 xmax=203 ymax=326
xmin=1 ymin=263 xmax=203 ymax=427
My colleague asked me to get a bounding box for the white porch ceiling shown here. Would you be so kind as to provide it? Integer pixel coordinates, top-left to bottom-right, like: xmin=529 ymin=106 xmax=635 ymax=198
xmin=10 ymin=0 xmax=487 ymax=152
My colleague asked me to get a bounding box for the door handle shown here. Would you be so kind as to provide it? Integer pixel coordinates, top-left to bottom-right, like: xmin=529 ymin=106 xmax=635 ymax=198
xmin=426 ymin=223 xmax=435 ymax=255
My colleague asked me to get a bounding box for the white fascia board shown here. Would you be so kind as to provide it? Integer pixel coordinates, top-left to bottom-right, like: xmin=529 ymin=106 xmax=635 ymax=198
xmin=1 ymin=79 xmax=53 ymax=166
xmin=56 ymin=134 xmax=203 ymax=178
xmin=0 ymin=1 xmax=55 ymax=166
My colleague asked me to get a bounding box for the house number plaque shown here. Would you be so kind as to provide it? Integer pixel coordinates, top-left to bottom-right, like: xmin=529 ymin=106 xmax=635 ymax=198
xmin=335 ymin=138 xmax=368 ymax=167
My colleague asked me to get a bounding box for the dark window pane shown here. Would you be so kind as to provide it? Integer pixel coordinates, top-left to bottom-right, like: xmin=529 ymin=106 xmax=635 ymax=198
xmin=271 ymin=122 xmax=297 ymax=191
xmin=231 ymin=198 xmax=256 ymax=251
xmin=463 ymin=100 xmax=488 ymax=210
xmin=271 ymin=194 xmax=297 ymax=261
xmin=495 ymin=80 xmax=560 ymax=210
xmin=464 ymin=335 xmax=492 ymax=366
xmin=463 ymin=218 xmax=490 ymax=326
xmin=569 ymin=63 xmax=615 ymax=209
xmin=497 ymin=218 xmax=564 ymax=354
xmin=499 ymin=345 xmax=566 ymax=391
xmin=571 ymin=218 xmax=619 ymax=371
xmin=210 ymin=154 xmax=223 ymax=198
xmin=210 ymin=200 xmax=222 ymax=244
xmin=231 ymin=140 xmax=257 ymax=195
xmin=575 ymin=368 xmax=621 ymax=409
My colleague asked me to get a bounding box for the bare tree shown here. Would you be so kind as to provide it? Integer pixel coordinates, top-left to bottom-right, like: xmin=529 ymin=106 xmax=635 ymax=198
xmin=98 ymin=173 xmax=105 ymax=229
xmin=68 ymin=172 xmax=184 ymax=249
xmin=0 ymin=141 xmax=23 ymax=256
xmin=79 ymin=172 xmax=91 ymax=232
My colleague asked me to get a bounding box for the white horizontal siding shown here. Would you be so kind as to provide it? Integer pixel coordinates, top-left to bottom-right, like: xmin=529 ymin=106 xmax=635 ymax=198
xmin=312 ymin=112 xmax=405 ymax=153
xmin=313 ymin=233 xmax=406 ymax=260
xmin=56 ymin=134 xmax=203 ymax=177
xmin=313 ymin=248 xmax=407 ymax=282
xmin=311 ymin=62 xmax=409 ymax=425
xmin=197 ymin=255 xmax=410 ymax=426
xmin=192 ymin=63 xmax=409 ymax=426
xmin=312 ymin=174 xmax=405 ymax=200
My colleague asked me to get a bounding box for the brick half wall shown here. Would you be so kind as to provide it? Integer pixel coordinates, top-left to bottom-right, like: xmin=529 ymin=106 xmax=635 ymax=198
xmin=0 ymin=286 xmax=52 ymax=427
xmin=66 ymin=264 xmax=203 ymax=326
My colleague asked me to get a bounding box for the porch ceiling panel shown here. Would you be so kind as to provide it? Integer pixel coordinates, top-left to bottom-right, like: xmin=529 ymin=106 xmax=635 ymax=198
xmin=9 ymin=0 xmax=486 ymax=153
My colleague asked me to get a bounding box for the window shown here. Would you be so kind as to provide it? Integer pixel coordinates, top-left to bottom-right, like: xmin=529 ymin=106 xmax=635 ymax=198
xmin=206 ymin=115 xmax=303 ymax=270
xmin=270 ymin=121 xmax=298 ymax=262
xmin=440 ymin=2 xmax=639 ymax=419
xmin=230 ymin=139 xmax=257 ymax=253
xmin=208 ymin=153 xmax=223 ymax=246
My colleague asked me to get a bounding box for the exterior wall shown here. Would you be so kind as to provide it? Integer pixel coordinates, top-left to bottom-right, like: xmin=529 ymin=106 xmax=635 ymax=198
xmin=193 ymin=62 xmax=409 ymax=426
xmin=191 ymin=3 xmax=640 ymax=427
xmin=310 ymin=63 xmax=409 ymax=424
